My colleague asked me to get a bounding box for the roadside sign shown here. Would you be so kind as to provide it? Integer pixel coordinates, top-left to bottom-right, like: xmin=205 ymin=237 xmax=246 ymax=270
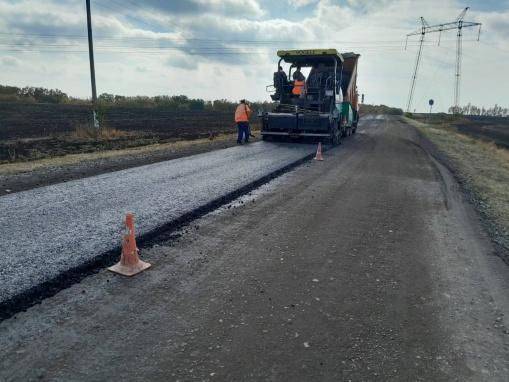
xmin=429 ymin=99 xmax=434 ymax=114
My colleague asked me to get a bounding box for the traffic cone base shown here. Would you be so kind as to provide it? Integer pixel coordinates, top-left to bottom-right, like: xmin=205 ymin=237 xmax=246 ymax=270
xmin=108 ymin=212 xmax=151 ymax=276
xmin=108 ymin=258 xmax=151 ymax=277
xmin=314 ymin=142 xmax=324 ymax=161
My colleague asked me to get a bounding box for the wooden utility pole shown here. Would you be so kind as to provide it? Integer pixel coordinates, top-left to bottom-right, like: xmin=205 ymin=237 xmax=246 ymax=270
xmin=86 ymin=0 xmax=99 ymax=128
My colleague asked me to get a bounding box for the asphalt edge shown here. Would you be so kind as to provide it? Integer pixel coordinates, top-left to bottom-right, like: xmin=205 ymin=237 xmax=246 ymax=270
xmin=0 ymin=149 xmax=320 ymax=321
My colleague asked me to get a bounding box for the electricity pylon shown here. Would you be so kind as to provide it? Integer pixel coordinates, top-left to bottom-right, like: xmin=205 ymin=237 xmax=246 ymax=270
xmin=405 ymin=7 xmax=481 ymax=113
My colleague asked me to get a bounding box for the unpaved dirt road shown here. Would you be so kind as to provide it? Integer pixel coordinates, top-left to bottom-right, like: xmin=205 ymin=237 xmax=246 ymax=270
xmin=1 ymin=116 xmax=508 ymax=381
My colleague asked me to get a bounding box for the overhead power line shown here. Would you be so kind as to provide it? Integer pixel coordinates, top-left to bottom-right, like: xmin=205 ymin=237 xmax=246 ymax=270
xmin=0 ymin=39 xmax=481 ymax=58
xmin=0 ymin=29 xmax=480 ymax=55
xmin=0 ymin=30 xmax=474 ymax=45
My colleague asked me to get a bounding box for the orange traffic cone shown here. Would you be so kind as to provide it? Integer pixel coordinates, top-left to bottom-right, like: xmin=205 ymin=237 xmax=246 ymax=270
xmin=108 ymin=213 xmax=151 ymax=276
xmin=314 ymin=142 xmax=324 ymax=161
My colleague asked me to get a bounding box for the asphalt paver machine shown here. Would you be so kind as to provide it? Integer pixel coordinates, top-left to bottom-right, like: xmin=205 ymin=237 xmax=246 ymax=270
xmin=260 ymin=49 xmax=360 ymax=145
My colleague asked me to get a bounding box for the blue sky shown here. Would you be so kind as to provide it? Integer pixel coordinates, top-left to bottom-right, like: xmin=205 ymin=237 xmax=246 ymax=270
xmin=0 ymin=0 xmax=508 ymax=112
xmin=468 ymin=0 xmax=506 ymax=11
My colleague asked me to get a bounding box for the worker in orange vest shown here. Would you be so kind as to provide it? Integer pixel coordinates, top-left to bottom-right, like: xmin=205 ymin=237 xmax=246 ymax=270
xmin=234 ymin=99 xmax=252 ymax=144
xmin=292 ymin=66 xmax=306 ymax=96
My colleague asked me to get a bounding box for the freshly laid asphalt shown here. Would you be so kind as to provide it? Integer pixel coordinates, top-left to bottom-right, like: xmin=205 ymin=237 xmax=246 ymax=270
xmin=1 ymin=116 xmax=507 ymax=381
xmin=0 ymin=141 xmax=316 ymax=305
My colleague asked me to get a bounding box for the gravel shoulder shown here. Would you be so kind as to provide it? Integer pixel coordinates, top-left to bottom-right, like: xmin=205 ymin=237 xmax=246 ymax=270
xmin=406 ymin=116 xmax=509 ymax=259
xmin=1 ymin=116 xmax=507 ymax=381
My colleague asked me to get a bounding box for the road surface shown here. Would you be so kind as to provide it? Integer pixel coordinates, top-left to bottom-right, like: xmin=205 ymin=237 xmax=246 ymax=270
xmin=1 ymin=115 xmax=508 ymax=381
xmin=0 ymin=141 xmax=316 ymax=306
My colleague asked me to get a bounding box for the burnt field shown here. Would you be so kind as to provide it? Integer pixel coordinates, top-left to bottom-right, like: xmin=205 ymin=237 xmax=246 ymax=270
xmin=411 ymin=113 xmax=509 ymax=149
xmin=0 ymin=102 xmax=239 ymax=140
xmin=0 ymin=102 xmax=260 ymax=162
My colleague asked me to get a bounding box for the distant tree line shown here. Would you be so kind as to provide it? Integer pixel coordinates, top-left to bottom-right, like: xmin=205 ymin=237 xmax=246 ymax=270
xmin=449 ymin=103 xmax=508 ymax=117
xmin=360 ymin=104 xmax=403 ymax=115
xmin=98 ymin=93 xmax=207 ymax=111
xmin=0 ymin=84 xmax=73 ymax=104
xmin=96 ymin=93 xmax=273 ymax=112
xmin=0 ymin=84 xmax=272 ymax=112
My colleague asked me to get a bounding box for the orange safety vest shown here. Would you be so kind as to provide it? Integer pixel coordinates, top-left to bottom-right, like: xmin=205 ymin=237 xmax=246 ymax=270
xmin=235 ymin=103 xmax=251 ymax=123
xmin=292 ymin=80 xmax=305 ymax=95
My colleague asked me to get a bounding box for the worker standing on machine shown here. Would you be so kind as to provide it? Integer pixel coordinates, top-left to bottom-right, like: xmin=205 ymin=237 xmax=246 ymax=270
xmin=274 ymin=66 xmax=288 ymax=98
xmin=292 ymin=66 xmax=306 ymax=96
xmin=234 ymin=99 xmax=252 ymax=144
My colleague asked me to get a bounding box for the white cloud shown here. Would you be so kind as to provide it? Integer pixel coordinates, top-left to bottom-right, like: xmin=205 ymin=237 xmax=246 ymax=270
xmin=202 ymin=0 xmax=265 ymax=18
xmin=479 ymin=10 xmax=509 ymax=41
xmin=1 ymin=56 xmax=20 ymax=67
xmin=287 ymin=0 xmax=319 ymax=8
xmin=0 ymin=0 xmax=507 ymax=111
xmin=166 ymin=52 xmax=199 ymax=70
